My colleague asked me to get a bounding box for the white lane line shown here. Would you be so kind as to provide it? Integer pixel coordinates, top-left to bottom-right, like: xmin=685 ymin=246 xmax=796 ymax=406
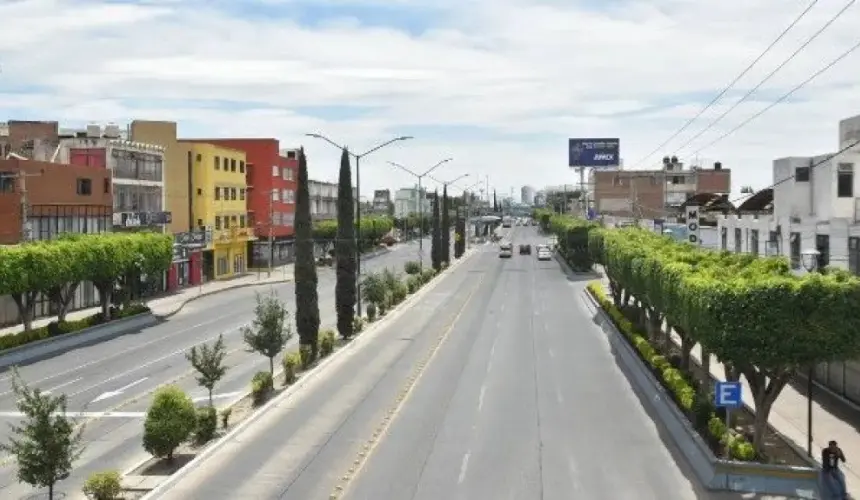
xmin=0 ymin=411 xmax=145 ymax=418
xmin=478 ymin=384 xmax=486 ymax=411
xmin=91 ymin=377 xmax=150 ymax=403
xmin=43 ymin=377 xmax=83 ymax=395
xmin=556 ymin=387 xmax=564 ymax=404
xmin=458 ymin=452 xmax=471 ymax=484
xmin=549 ymin=348 xmax=555 ymax=358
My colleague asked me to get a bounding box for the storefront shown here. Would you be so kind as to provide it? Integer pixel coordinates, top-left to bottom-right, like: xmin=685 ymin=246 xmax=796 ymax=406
xmin=168 ymin=230 xmax=207 ymax=291
xmin=214 ymin=241 xmax=247 ymax=279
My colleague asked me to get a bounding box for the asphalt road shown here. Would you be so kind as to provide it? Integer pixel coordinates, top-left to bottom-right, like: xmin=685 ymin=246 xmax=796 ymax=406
xmin=149 ymin=226 xmax=730 ymax=500
xmin=0 ymin=239 xmax=433 ymax=500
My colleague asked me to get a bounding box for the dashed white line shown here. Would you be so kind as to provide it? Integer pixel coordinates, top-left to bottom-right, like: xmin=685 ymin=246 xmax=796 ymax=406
xmin=458 ymin=452 xmax=471 ymax=484
xmin=43 ymin=377 xmax=82 ymax=394
xmin=478 ymin=384 xmax=486 ymax=411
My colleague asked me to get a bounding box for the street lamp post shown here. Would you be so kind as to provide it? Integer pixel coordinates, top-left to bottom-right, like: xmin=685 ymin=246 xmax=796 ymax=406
xmin=305 ymin=133 xmax=413 ymax=317
xmin=459 ymin=180 xmax=483 ymax=250
xmin=387 ymin=158 xmax=453 ymax=269
xmin=800 ymin=248 xmax=821 ymax=458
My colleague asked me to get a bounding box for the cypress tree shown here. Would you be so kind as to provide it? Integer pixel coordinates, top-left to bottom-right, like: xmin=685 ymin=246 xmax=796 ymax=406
xmin=431 ymin=190 xmax=442 ymax=271
xmin=294 ymin=148 xmax=320 ymax=353
xmin=335 ymin=148 xmax=356 ymax=339
xmin=441 ymin=185 xmax=450 ymax=264
xmin=493 ymin=190 xmax=497 ymax=212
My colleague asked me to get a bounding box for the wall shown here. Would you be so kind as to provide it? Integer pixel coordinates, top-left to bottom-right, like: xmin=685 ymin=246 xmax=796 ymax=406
xmin=180 ymin=142 xmax=248 ymax=232
xmin=129 ymin=120 xmax=189 ymax=233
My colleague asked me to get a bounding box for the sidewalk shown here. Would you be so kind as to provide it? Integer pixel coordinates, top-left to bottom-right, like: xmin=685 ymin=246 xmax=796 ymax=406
xmin=595 ymin=273 xmax=860 ymax=497
xmin=0 ymin=264 xmax=294 ymax=338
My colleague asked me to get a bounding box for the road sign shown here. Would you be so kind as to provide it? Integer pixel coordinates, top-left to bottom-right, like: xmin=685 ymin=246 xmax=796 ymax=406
xmin=714 ymin=381 xmax=742 ymax=408
xmin=568 ymin=138 xmax=620 ymax=168
xmin=686 ymin=205 xmax=700 ymax=245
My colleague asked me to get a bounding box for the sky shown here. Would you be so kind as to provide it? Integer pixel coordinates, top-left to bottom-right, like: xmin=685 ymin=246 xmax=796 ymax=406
xmin=1 ymin=0 xmax=859 ymax=203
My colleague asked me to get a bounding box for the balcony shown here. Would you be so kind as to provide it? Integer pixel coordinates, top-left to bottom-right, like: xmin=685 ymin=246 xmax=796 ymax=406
xmin=214 ymin=227 xmax=255 ymax=244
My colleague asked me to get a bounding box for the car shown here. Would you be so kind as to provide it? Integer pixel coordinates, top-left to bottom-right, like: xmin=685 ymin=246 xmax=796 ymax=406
xmin=519 ymin=244 xmax=531 ymax=255
xmin=537 ymin=248 xmax=552 ymax=261
xmin=499 ymin=243 xmax=513 ymax=258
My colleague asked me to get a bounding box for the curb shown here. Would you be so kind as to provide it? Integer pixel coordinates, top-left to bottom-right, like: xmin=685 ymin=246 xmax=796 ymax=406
xmin=154 ymin=277 xmax=291 ymax=320
xmin=138 ymin=248 xmax=480 ymax=499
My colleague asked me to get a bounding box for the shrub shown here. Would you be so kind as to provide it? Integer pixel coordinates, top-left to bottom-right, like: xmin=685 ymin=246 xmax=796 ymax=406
xmin=420 ymin=268 xmax=436 ymax=283
xmin=82 ymin=470 xmax=122 ymax=500
xmin=143 ymin=385 xmax=197 ymax=460
xmin=406 ymin=275 xmax=421 ymax=294
xmin=220 ymin=407 xmax=232 ymax=429
xmin=366 ymin=303 xmax=377 ymax=322
xmin=587 ymin=282 xmax=755 ymax=461
xmin=404 ymin=260 xmax=421 ymax=275
xmin=354 ymin=315 xmax=365 ymax=333
xmin=391 ymin=282 xmax=408 ymax=304
xmin=251 ymin=371 xmax=274 ymax=406
xmin=193 ymin=406 xmax=218 ymax=444
xmin=299 ymin=344 xmax=315 ymax=368
xmin=318 ymin=328 xmax=336 ymax=357
xmin=282 ymin=351 xmax=301 ymax=385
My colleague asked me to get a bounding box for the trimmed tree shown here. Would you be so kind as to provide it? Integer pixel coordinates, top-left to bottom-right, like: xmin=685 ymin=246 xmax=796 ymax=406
xmin=431 ymin=190 xmax=442 ymax=271
xmin=142 ymin=385 xmax=196 ymax=462
xmin=441 ymin=186 xmax=451 ymax=264
xmin=185 ymin=334 xmax=228 ymax=407
xmin=242 ymin=291 xmax=292 ymax=375
xmin=0 ymin=369 xmax=84 ymax=500
xmin=335 ymin=148 xmax=357 ymax=339
xmin=294 ymin=147 xmax=321 ymax=353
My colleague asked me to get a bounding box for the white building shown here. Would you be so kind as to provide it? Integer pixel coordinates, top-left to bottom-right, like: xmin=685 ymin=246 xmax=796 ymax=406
xmin=394 ymin=187 xmax=431 ymax=218
xmin=717 ymin=114 xmax=860 ymax=274
xmin=307 ymin=179 xmax=358 ymax=220
xmin=521 ymin=185 xmax=535 ymax=205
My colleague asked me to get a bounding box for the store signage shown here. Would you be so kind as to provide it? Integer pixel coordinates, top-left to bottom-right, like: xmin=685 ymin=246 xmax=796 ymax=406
xmin=113 ymin=211 xmax=173 ymax=227
xmin=686 ymin=205 xmax=700 ymax=245
xmin=172 ymin=244 xmax=189 ymax=262
xmin=174 ymin=229 xmax=209 ymax=247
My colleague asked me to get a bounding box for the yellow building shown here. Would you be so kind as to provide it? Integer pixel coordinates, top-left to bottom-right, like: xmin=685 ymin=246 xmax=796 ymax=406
xmin=178 ymin=141 xmax=254 ymax=280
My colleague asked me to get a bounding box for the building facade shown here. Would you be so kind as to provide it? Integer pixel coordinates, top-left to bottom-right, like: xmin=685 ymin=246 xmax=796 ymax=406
xmin=372 ymin=189 xmax=391 ymax=214
xmin=591 ymin=157 xmax=731 ymax=219
xmin=393 ymin=186 xmax=430 ymax=218
xmin=0 ymin=120 xmax=59 ymax=160
xmin=521 ymin=185 xmax=535 ymax=206
xmin=178 ymin=141 xmax=253 ymax=280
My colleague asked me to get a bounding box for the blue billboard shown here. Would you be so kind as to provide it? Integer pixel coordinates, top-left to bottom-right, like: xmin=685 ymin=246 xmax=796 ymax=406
xmin=568 ymin=138 xmax=620 ymax=168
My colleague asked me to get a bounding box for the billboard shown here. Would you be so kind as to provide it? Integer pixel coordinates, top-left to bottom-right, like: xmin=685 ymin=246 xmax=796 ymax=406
xmin=568 ymin=138 xmax=620 ymax=168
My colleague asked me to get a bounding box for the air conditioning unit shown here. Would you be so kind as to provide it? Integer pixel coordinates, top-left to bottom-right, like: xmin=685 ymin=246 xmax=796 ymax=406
xmin=86 ymin=124 xmax=101 ymax=138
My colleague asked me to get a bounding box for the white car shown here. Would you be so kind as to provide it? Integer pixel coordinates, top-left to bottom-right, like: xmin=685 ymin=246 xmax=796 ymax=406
xmin=499 ymin=242 xmax=513 ymax=258
xmin=537 ymin=248 xmax=552 ymax=261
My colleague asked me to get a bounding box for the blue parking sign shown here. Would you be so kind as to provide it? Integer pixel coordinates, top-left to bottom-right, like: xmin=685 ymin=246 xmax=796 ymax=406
xmin=714 ymin=381 xmax=742 ymax=408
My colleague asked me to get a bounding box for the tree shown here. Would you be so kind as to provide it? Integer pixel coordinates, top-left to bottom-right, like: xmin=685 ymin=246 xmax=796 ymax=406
xmin=311 ymin=219 xmax=338 ymax=257
xmin=242 ymin=291 xmax=293 ymax=375
xmin=431 ymin=190 xmax=442 ymax=271
xmin=142 ymin=385 xmax=196 ymax=461
xmin=335 ymin=148 xmax=357 ymax=339
xmin=441 ymin=185 xmax=451 ymax=265
xmin=294 ymin=148 xmax=321 ymax=351
xmin=493 ymin=190 xmax=497 ymax=212
xmin=185 ymin=334 xmax=228 ymax=407
xmin=0 ymin=369 xmax=84 ymax=500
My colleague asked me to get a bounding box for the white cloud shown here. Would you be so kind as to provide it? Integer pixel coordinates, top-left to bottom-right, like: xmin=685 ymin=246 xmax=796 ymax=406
xmin=1 ymin=0 xmax=859 ymax=200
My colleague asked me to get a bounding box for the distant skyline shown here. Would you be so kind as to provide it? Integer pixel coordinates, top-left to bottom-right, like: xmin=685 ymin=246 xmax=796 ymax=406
xmin=1 ymin=0 xmax=859 ymax=203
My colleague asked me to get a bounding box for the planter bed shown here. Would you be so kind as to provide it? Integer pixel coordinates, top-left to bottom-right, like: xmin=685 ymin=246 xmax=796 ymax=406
xmin=587 ymin=282 xmax=809 ymax=468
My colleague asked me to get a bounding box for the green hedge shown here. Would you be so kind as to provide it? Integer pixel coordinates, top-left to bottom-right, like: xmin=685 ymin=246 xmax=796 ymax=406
xmin=589 ymin=225 xmax=860 ymax=456
xmin=540 ymin=214 xmax=599 ymax=271
xmin=312 ymin=216 xmax=394 ymax=252
xmin=587 ymin=282 xmax=755 ymax=461
xmin=0 ymin=303 xmax=150 ymax=352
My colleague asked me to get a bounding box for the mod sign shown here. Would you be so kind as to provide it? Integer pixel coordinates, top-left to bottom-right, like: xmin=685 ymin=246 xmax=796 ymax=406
xmin=686 ymin=206 xmax=700 ymax=244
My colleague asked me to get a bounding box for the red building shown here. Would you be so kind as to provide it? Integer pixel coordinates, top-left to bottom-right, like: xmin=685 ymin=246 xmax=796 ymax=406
xmin=194 ymin=138 xmax=298 ymax=267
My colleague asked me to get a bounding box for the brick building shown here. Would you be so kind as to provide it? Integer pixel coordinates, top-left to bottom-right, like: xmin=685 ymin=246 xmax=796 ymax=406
xmin=590 ymin=156 xmax=731 ymax=220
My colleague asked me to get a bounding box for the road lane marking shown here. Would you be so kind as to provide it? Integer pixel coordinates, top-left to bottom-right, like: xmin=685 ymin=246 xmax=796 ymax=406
xmin=330 ymin=275 xmax=486 ymax=499
xmin=91 ymin=377 xmax=150 ymax=403
xmin=458 ymin=452 xmax=471 ymax=484
xmin=43 ymin=377 xmax=82 ymax=395
xmin=478 ymin=385 xmax=486 ymax=411
xmin=0 ymin=411 xmax=145 ymax=418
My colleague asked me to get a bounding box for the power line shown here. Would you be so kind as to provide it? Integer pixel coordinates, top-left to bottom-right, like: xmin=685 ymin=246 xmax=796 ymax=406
xmin=675 ymin=0 xmax=856 ymax=156
xmin=693 ymin=36 xmax=860 ymax=156
xmin=629 ymin=0 xmax=821 ymax=169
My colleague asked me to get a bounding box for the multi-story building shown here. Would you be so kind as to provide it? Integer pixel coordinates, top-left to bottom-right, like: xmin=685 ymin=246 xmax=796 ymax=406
xmin=177 ymin=141 xmax=253 ymax=281
xmin=393 ymin=186 xmax=431 ymax=218
xmin=521 ymin=185 xmax=535 ymax=206
xmin=194 ymin=139 xmax=297 ymax=268
xmin=372 ymin=189 xmax=391 ymax=214
xmin=591 ymin=157 xmax=731 ymax=220
xmin=0 ymin=158 xmax=113 ymax=325
xmin=0 ymin=120 xmax=59 ymax=159
xmin=309 ymin=180 xmax=338 ymax=221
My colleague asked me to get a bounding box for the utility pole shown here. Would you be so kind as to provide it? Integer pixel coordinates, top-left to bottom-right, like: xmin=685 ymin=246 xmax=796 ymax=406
xmin=268 ymin=188 xmax=275 ymax=277
xmin=1 ymin=170 xmax=43 ymax=242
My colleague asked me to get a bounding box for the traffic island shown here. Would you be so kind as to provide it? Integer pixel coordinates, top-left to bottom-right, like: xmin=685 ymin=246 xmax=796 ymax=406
xmin=584 ymin=282 xmax=822 ymax=498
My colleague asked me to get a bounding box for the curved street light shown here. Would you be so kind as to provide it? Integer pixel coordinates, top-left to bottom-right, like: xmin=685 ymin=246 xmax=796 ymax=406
xmin=305 ymin=133 xmax=413 ymax=316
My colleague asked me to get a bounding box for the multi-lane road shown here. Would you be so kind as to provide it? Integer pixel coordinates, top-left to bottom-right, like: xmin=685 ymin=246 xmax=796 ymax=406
xmin=146 ymin=226 xmax=721 ymax=500
xmin=0 ymin=239 xmax=432 ymax=499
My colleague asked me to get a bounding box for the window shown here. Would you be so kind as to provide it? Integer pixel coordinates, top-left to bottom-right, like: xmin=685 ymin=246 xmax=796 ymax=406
xmin=790 ymin=232 xmax=801 ymax=269
xmin=215 ymin=216 xmax=222 ymax=230
xmin=734 ymin=228 xmax=742 ymax=253
xmin=282 ymin=189 xmax=289 ymax=201
xmin=795 ymin=166 xmax=810 ymax=182
xmin=286 ymin=150 xmax=297 ymax=159
xmin=224 ymin=216 xmax=230 ymax=228
xmin=215 ymin=156 xmax=220 ymax=170
xmin=850 ymin=237 xmax=860 ymax=276
xmin=240 ymin=215 xmax=246 ymax=227
xmin=837 ymin=163 xmax=854 ymax=198
xmin=231 ymin=215 xmax=237 ymax=225
xmin=197 ymin=218 xmax=203 ymax=228
xmin=239 ymin=189 xmax=245 ymax=201
xmin=750 ymin=230 xmax=759 ymax=256
xmin=816 ymin=234 xmax=830 ymax=269
xmin=239 ymin=161 xmax=245 ymax=173
xmin=77 ymin=178 xmax=92 ymax=195
xmin=197 ymin=188 xmax=203 ymax=196
xmin=0 ymin=172 xmax=14 ymax=193
xmin=231 ymin=159 xmax=237 ymax=172
xmin=272 ymin=165 xmax=279 ymax=177
xmin=214 ymin=187 xmax=221 ymax=200
xmin=720 ymin=228 xmax=727 ymax=250
xmin=103 ymin=178 xmax=110 ymax=194
xmin=230 ymin=187 xmax=237 ymax=200
xmin=272 ymin=190 xmax=279 ymax=201
xmin=767 ymin=230 xmax=779 ymax=255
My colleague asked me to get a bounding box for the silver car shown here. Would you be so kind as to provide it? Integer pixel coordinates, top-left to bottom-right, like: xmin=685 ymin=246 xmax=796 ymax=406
xmin=499 ymin=243 xmax=513 ymax=258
